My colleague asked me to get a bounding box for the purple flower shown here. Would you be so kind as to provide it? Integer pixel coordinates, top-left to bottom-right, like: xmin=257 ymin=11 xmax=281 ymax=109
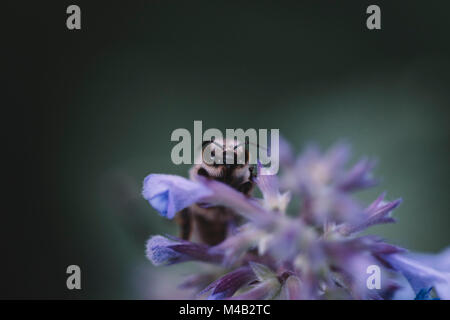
xmin=142 ymin=140 xmax=450 ymax=300
xmin=408 ymin=247 xmax=450 ymax=272
xmin=258 ymin=219 xmax=308 ymax=262
xmin=381 ymin=250 xmax=450 ymax=299
xmin=322 ymin=236 xmax=405 ymax=299
xmin=143 ymin=173 xmax=274 ymax=225
xmin=146 ymin=235 xmax=224 ymax=266
xmin=338 ymin=193 xmax=402 ymax=235
xmin=211 ymin=262 xmax=282 ymax=300
xmin=279 ymin=143 xmax=378 ymax=226
xmin=295 ymin=143 xmax=351 ymax=189
xmin=209 ymin=224 xmax=263 ymax=267
xmin=336 ymin=157 xmax=377 ymax=192
xmin=142 ymin=174 xmax=213 ymax=219
xmin=199 ymin=266 xmax=257 ymax=300
xmin=256 ymin=163 xmax=291 ymax=213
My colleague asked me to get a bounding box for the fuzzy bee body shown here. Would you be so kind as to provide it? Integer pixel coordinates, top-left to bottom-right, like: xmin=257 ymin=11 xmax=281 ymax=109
xmin=175 ymin=138 xmax=256 ymax=245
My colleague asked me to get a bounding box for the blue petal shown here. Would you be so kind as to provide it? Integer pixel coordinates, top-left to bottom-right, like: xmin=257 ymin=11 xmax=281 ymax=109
xmin=146 ymin=235 xmax=179 ymax=266
xmin=408 ymin=248 xmax=450 ymax=273
xmin=142 ymin=174 xmax=213 ymax=219
xmin=383 ymin=251 xmax=450 ymax=300
xmin=149 ymin=190 xmax=169 ymax=216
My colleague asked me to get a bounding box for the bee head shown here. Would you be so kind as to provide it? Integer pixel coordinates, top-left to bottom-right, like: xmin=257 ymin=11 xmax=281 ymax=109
xmin=201 ymin=138 xmax=249 ymax=169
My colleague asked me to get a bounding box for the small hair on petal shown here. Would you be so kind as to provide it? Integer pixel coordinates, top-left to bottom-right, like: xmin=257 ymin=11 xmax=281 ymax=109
xmin=146 ymin=235 xmax=225 ymax=266
xmin=146 ymin=235 xmax=179 ymax=266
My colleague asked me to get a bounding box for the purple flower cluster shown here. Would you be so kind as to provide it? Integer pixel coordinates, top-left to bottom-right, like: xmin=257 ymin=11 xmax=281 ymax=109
xmin=142 ymin=140 xmax=450 ymax=299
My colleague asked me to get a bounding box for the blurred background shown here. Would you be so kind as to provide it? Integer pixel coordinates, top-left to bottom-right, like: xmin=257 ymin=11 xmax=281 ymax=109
xmin=4 ymin=0 xmax=449 ymax=298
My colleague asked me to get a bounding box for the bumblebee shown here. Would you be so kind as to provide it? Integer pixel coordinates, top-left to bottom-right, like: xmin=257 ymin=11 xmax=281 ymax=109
xmin=176 ymin=138 xmax=256 ymax=245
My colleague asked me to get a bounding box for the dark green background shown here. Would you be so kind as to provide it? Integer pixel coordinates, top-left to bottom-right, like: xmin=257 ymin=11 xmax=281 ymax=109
xmin=4 ymin=1 xmax=449 ymax=298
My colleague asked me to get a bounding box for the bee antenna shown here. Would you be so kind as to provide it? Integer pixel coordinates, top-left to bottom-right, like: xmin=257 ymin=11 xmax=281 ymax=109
xmin=234 ymin=140 xmax=268 ymax=151
xmin=212 ymin=141 xmax=225 ymax=150
xmin=202 ymin=139 xmax=224 ymax=151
